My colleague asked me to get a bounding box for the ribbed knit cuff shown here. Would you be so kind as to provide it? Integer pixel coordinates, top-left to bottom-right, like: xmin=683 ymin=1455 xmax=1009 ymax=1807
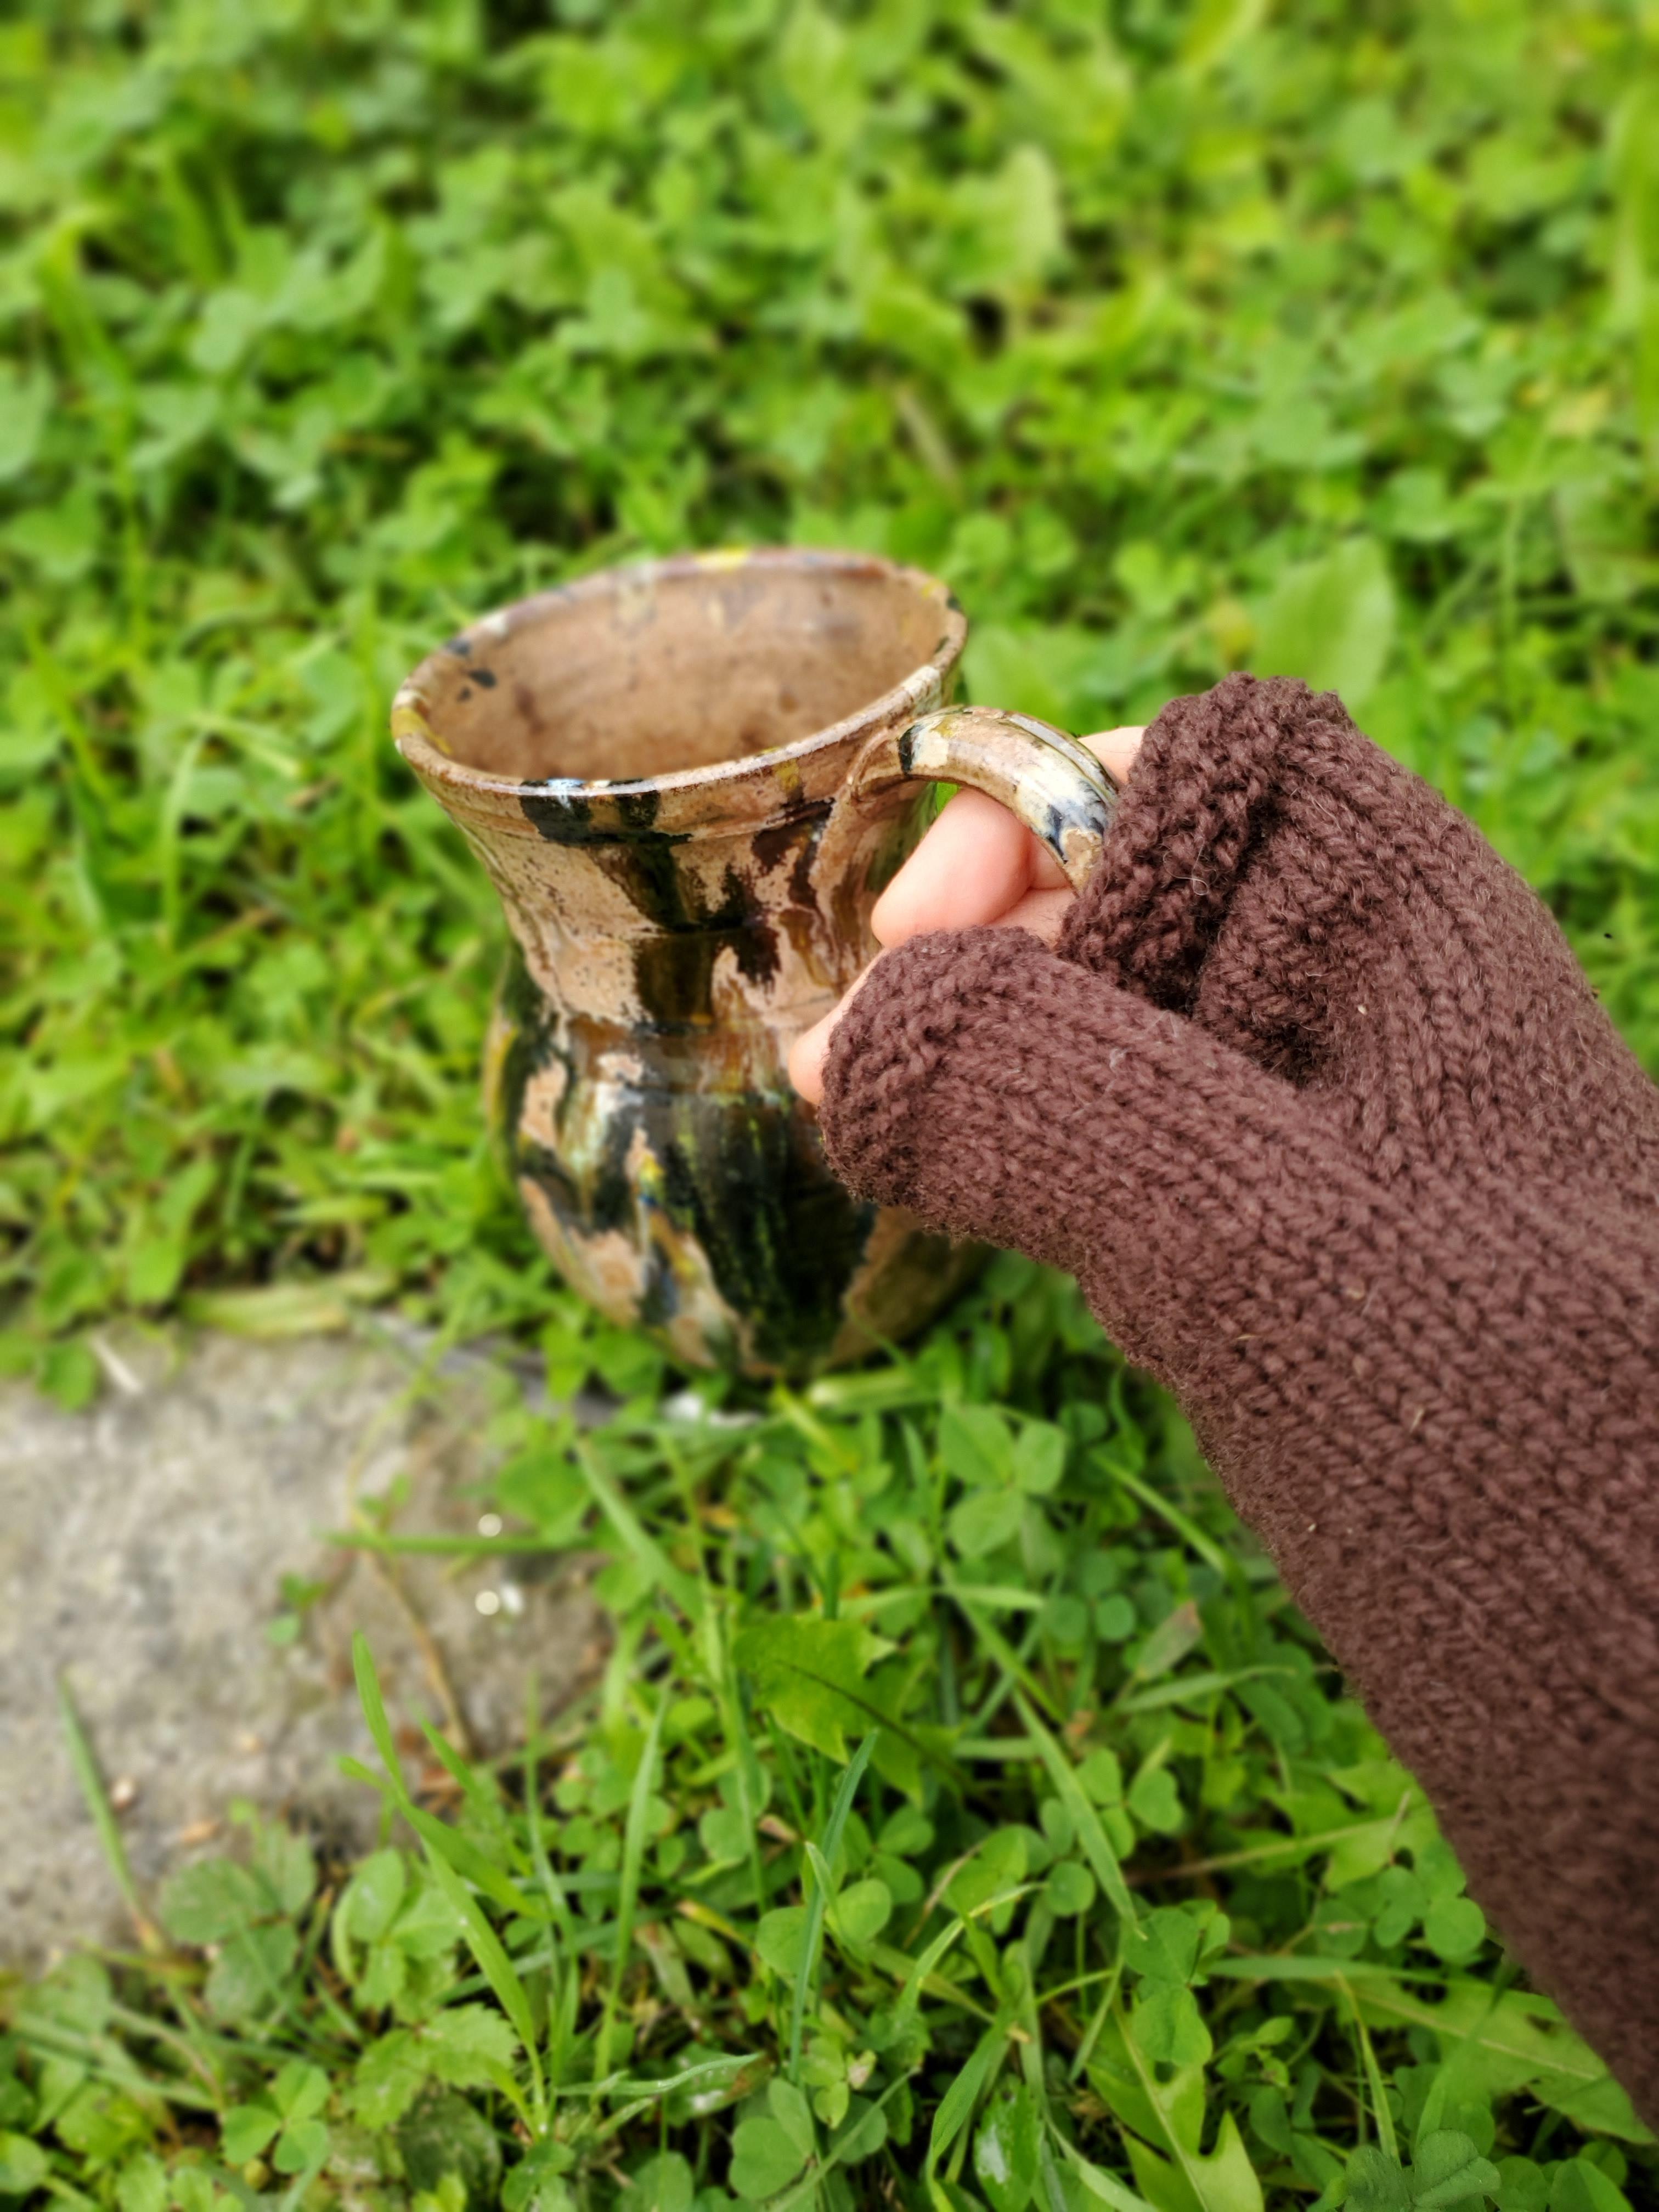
xmin=818 ymin=925 xmax=1069 ymax=1239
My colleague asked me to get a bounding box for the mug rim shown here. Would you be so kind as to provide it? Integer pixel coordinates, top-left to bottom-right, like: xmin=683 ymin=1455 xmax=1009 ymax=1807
xmin=391 ymin=543 xmax=968 ymax=810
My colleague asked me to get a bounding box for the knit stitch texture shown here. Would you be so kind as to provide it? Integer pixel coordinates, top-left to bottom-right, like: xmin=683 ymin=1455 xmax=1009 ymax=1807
xmin=819 ymin=674 xmax=1659 ymax=2119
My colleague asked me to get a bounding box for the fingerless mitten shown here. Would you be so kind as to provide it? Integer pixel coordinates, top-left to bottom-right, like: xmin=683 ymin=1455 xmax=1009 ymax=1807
xmin=820 ymin=675 xmax=1659 ymax=2117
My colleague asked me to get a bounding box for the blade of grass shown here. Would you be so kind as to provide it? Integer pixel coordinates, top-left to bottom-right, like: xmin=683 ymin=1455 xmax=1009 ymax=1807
xmin=1338 ymin=1973 xmax=1398 ymax=2162
xmin=352 ymin=1630 xmax=404 ymax=1786
xmin=523 ymin=1678 xmax=578 ymax=2093
xmin=351 ymin=1634 xmax=530 ymax=1917
xmin=1014 ymin=1693 xmax=1143 ymax=1951
xmin=788 ymin=1729 xmax=878 ymax=2083
xmin=573 ymin=1437 xmax=700 ymax=1616
xmin=926 ymin=2017 xmax=1009 ymax=2180
xmin=1112 ymin=1997 xmax=1222 ymax=2212
xmin=594 ymin=1691 xmax=667 ymax=2086
xmin=58 ymin=1675 xmax=164 ymax=1955
xmin=327 ymin=1531 xmax=556 ymax=1555
xmin=419 ymin=1841 xmax=544 ymax=2130
xmin=1050 ymin=2125 xmax=1160 ymax=2212
xmin=890 ymin=1920 xmax=968 ymax=2025
xmin=947 ymin=1589 xmax=1063 ymax=1722
xmin=701 ymin=1595 xmax=771 ymax=1919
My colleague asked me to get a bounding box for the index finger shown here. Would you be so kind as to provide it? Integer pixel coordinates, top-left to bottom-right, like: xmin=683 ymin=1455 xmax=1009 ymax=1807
xmin=868 ymin=725 xmax=1146 ymax=950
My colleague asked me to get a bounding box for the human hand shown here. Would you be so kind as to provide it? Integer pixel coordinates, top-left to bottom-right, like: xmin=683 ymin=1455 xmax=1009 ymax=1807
xmin=788 ymin=725 xmax=1146 ymax=1105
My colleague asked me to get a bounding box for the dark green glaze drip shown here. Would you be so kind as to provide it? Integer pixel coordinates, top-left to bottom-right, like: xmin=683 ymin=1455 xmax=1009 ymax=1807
xmin=519 ymin=783 xmax=782 ymax=1029
xmin=657 ymin=1092 xmax=874 ymax=1367
xmin=752 ymin=805 xmax=830 ymax=907
xmin=493 ymin=940 xmax=572 ymax=1182
xmin=499 ymin=929 xmax=877 ymax=1369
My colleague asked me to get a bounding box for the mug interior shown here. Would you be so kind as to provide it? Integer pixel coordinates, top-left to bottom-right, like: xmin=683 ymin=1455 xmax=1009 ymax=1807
xmin=412 ymin=555 xmax=952 ymax=786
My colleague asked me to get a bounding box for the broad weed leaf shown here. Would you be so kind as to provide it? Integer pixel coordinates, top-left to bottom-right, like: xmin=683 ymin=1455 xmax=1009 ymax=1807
xmin=949 ymin=1487 xmax=1024 ymax=1558
xmin=757 ymin=1906 xmax=810 ymax=1980
xmin=768 ymin=2078 xmax=816 ymax=2160
xmin=160 ymin=1858 xmax=267 ymax=1945
xmin=1088 ymin=2011 xmax=1261 ymax=2212
xmin=53 ymin=2085 xmax=148 ymax=2166
xmin=1123 ymin=2108 xmax=1263 ymax=2212
xmin=358 ymin=1941 xmax=408 ymax=2012
xmin=1410 ymin=2131 xmax=1501 ymax=2210
xmin=206 ymin=1922 xmax=299 ymax=2023
xmin=831 ymin=2094 xmax=887 ymax=2164
xmin=0 ymin=2135 xmax=50 ymax=2196
xmin=945 ymin=1828 xmax=1027 ymax=1916
xmin=1079 ymin=1749 xmax=1125 ymax=1805
xmin=272 ymin=2119 xmax=329 ymax=2176
xmin=1012 ymin=1420 xmax=1066 ymax=1495
xmin=829 ymin=1877 xmax=892 ymax=1949
xmin=728 ymin=2117 xmax=806 ymax=2202
xmin=340 ymin=1848 xmax=406 ymax=1943
xmin=878 ymin=1805 xmax=934 ymax=1857
xmin=495 ymin=1444 xmax=589 ymax=1541
xmin=1128 ymin=1765 xmax=1184 ymax=1836
xmin=1421 ymin=1897 xmax=1487 ymax=1963
xmin=1544 ymin=2159 xmax=1629 ymax=2212
xmin=1493 ymin=2159 xmax=1548 ymax=2212
xmin=1130 ymin=1986 xmax=1212 ymax=2069
xmin=1087 ymin=2016 xmax=1205 ymax=2181
xmin=0 ymin=366 xmax=49 ymax=480
xmin=219 ymin=2106 xmax=280 ymax=2165
xmin=630 ymin=2152 xmax=694 ymax=2212
xmin=972 ymin=2080 xmax=1040 ymax=2212
xmin=732 ymin=1616 xmax=891 ymax=1762
xmin=394 ymin=2089 xmax=501 ymax=2208
xmin=1045 ymin=1859 xmax=1096 ymax=1916
xmin=698 ymin=1805 xmax=750 ymax=1865
xmin=272 ymin=2061 xmax=328 ymax=2121
xmin=114 ymin=2153 xmax=167 ymax=2212
xmin=420 ymin=2006 xmax=520 ymax=2087
xmin=938 ymin=1403 xmax=1013 ymax=1488
xmin=348 ymin=2033 xmax=427 ymax=2131
xmin=1346 ymin=2146 xmax=1412 ymax=2212
xmin=173 ymin=2172 xmax=235 ymax=2212
xmin=19 ymin=1956 xmax=111 ymax=2037
xmin=1357 ymin=1985 xmax=1650 ymax=2143
xmin=1251 ymin=536 xmax=1397 ymax=707
xmin=1136 ymin=1908 xmax=1207 ymax=1988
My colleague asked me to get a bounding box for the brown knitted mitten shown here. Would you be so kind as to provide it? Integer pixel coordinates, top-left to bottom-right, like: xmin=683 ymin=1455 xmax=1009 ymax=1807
xmin=820 ymin=674 xmax=1659 ymax=2119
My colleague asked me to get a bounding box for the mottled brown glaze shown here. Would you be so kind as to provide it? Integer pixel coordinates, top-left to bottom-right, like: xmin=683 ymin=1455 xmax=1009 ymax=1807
xmin=392 ymin=546 xmax=1117 ymax=1374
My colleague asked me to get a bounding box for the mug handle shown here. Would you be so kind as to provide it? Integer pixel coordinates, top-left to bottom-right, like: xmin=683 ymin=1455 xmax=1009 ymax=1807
xmin=845 ymin=704 xmax=1121 ymax=889
xmin=812 ymin=705 xmax=1122 ymax=983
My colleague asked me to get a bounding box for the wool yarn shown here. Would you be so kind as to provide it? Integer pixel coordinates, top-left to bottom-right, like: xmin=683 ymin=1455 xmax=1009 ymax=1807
xmin=820 ymin=675 xmax=1659 ymax=2119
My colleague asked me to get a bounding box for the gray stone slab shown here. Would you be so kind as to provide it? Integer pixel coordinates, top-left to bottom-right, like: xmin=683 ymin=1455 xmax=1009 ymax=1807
xmin=0 ymin=1326 xmax=598 ymax=1968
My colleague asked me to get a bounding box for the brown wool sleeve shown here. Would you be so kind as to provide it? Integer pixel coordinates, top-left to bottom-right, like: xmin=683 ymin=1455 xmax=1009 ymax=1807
xmin=818 ymin=675 xmax=1659 ymax=2121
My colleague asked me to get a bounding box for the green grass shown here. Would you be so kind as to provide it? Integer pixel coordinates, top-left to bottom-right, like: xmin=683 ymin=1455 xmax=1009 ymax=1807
xmin=3 ymin=0 xmax=1657 ymax=1402
xmin=2 ymin=0 xmax=1658 ymax=2207
xmin=9 ymin=1272 xmax=1659 ymax=2212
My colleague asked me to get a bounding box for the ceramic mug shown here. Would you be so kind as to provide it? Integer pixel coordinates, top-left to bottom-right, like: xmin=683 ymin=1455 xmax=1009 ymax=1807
xmin=392 ymin=546 xmax=1120 ymax=1376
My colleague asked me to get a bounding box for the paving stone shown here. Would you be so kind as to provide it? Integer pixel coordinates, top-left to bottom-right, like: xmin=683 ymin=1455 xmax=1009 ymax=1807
xmin=0 ymin=1325 xmax=598 ymax=1968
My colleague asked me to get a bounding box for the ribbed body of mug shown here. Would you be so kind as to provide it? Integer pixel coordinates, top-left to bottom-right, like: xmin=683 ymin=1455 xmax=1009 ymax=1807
xmin=393 ymin=548 xmax=984 ymax=1376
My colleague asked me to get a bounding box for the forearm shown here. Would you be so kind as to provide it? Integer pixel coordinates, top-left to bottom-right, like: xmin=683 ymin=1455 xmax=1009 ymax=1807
xmin=821 ymin=911 xmax=1659 ymax=2119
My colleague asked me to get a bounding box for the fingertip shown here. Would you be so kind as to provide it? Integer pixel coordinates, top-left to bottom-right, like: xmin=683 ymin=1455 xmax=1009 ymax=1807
xmin=1082 ymin=725 xmax=1147 ymax=787
xmin=787 ymin=1014 xmax=832 ymax=1106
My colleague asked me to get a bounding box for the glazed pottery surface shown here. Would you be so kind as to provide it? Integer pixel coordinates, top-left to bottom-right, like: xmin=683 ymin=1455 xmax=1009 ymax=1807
xmin=393 ymin=548 xmax=1117 ymax=1376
